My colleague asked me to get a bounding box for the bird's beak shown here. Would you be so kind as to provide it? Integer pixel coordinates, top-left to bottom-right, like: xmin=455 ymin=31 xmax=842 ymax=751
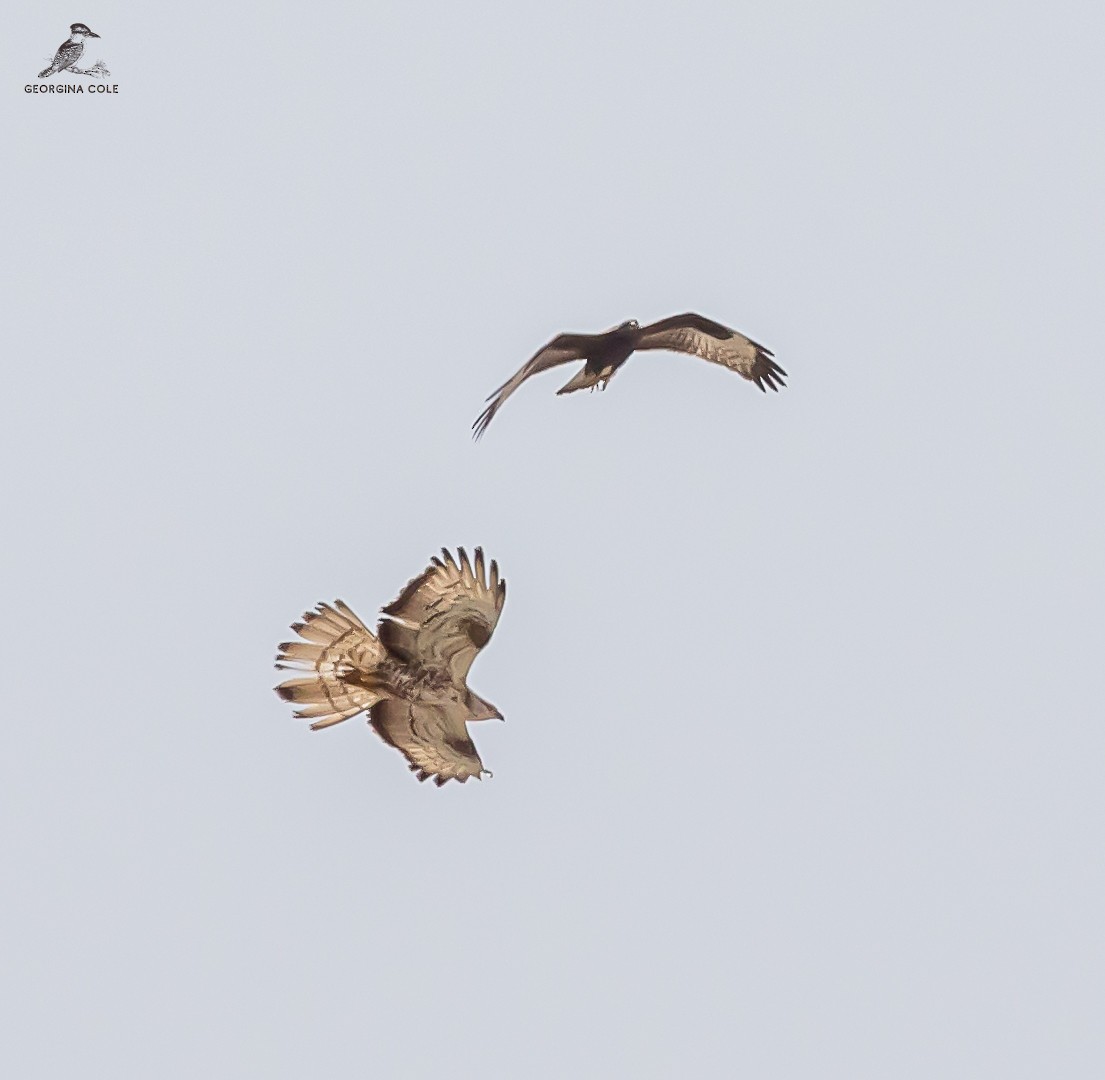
xmin=88 ymin=30 xmax=101 ymax=38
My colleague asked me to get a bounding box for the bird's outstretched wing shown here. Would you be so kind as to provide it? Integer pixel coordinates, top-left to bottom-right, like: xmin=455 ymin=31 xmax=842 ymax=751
xmin=634 ymin=313 xmax=787 ymax=391
xmin=370 ymin=698 xmax=490 ymax=786
xmin=473 ymin=333 xmax=593 ymax=438
xmin=378 ymin=547 xmax=506 ymax=684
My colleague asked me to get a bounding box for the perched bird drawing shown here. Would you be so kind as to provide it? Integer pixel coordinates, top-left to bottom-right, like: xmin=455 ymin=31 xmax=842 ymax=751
xmin=473 ymin=312 xmax=786 ymax=438
xmin=275 ymin=548 xmax=507 ymax=786
xmin=38 ymin=23 xmax=101 ymax=78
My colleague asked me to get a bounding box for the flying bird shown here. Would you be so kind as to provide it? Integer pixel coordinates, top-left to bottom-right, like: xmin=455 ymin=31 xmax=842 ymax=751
xmin=39 ymin=23 xmax=100 ymax=78
xmin=274 ymin=548 xmax=507 ymax=786
xmin=473 ymin=312 xmax=786 ymax=438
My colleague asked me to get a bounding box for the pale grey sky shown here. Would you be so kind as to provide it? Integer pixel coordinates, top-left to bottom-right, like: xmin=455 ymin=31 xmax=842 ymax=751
xmin=2 ymin=2 xmax=1103 ymax=1077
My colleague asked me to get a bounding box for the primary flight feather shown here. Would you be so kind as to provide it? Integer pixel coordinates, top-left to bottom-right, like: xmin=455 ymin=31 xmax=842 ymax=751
xmin=274 ymin=548 xmax=507 ymax=786
xmin=473 ymin=312 xmax=786 ymax=438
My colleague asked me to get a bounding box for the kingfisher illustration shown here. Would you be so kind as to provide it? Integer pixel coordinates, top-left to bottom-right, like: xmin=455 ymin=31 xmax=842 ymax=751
xmin=38 ymin=23 xmax=101 ymax=78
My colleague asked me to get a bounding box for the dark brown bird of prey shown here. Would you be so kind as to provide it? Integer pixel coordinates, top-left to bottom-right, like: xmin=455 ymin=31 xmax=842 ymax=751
xmin=275 ymin=548 xmax=506 ymax=786
xmin=473 ymin=312 xmax=786 ymax=438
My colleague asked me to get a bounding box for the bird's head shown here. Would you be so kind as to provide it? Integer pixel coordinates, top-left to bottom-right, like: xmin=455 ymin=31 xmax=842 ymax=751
xmin=70 ymin=23 xmax=100 ymax=38
xmin=621 ymin=319 xmax=640 ymax=331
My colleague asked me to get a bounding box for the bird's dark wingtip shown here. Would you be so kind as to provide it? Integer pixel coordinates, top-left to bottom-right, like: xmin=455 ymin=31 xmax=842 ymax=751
xmin=755 ymin=351 xmax=788 ymax=392
xmin=472 ymin=403 xmax=497 ymax=440
xmin=763 ymin=354 xmax=788 ymax=381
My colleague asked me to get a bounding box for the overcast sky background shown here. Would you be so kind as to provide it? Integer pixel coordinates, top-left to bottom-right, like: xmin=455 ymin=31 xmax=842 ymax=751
xmin=2 ymin=2 xmax=1103 ymax=1077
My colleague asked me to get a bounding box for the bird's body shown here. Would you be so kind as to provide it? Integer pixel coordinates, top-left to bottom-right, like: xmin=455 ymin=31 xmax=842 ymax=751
xmin=473 ymin=312 xmax=786 ymax=438
xmin=39 ymin=23 xmax=100 ymax=78
xmin=275 ymin=548 xmax=506 ymax=786
xmin=558 ymin=325 xmax=638 ymax=393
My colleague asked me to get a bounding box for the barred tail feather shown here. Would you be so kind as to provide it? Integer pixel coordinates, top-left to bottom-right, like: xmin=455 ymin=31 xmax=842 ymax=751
xmin=274 ymin=600 xmax=387 ymax=731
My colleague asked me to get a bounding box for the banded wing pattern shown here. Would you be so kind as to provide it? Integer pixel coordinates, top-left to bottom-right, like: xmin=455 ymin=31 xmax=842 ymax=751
xmin=633 ymin=313 xmax=787 ymax=391
xmin=370 ymin=699 xmax=489 ymax=786
xmin=380 ymin=547 xmax=507 ymax=685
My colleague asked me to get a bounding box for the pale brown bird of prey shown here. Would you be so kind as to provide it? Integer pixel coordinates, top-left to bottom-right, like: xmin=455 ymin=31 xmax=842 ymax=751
xmin=275 ymin=548 xmax=506 ymax=786
xmin=473 ymin=312 xmax=786 ymax=438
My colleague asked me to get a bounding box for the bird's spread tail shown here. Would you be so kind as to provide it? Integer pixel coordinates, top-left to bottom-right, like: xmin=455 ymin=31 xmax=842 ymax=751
xmin=556 ymin=367 xmax=601 ymax=395
xmin=275 ymin=601 xmax=387 ymax=730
